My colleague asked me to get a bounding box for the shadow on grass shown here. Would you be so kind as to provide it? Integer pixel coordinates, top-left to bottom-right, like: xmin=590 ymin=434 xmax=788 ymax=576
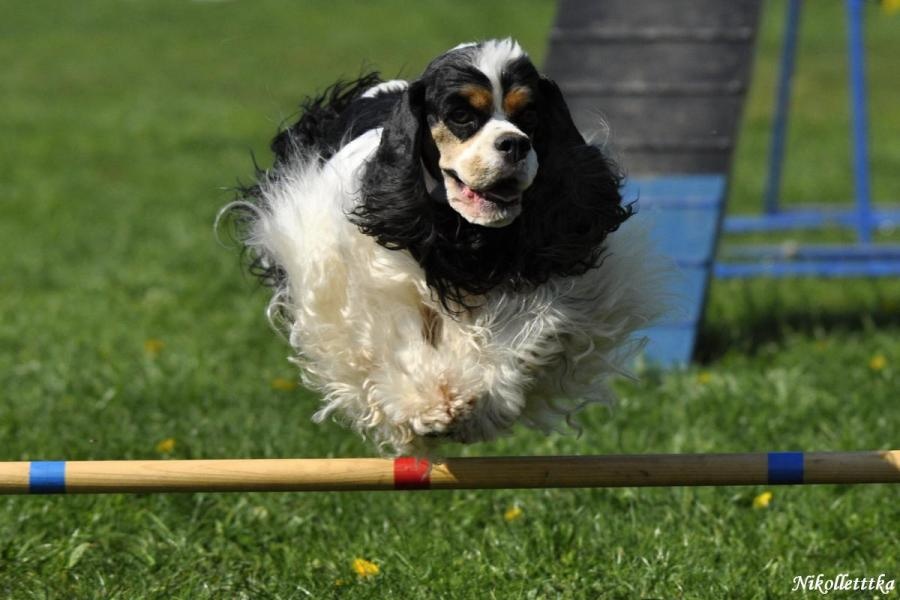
xmin=693 ymin=279 xmax=900 ymax=364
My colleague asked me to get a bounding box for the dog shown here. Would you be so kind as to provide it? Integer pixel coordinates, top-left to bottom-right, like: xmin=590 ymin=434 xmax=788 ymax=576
xmin=223 ymin=39 xmax=660 ymax=455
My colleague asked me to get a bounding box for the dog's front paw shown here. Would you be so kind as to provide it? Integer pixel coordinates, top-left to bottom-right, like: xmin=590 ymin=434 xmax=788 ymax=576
xmin=408 ymin=381 xmax=478 ymax=438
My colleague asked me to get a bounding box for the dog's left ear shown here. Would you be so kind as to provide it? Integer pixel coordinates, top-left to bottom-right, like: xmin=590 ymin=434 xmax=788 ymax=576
xmin=515 ymin=76 xmax=630 ymax=280
xmin=534 ymin=76 xmax=589 ymax=157
xmin=532 ymin=75 xmax=626 ymax=213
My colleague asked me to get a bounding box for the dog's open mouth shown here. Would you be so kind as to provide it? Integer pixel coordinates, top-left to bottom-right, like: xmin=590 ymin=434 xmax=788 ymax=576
xmin=443 ymin=170 xmax=522 ymax=207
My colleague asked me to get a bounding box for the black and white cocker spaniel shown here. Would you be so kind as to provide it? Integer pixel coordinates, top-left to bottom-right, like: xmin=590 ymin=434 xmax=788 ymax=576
xmin=224 ymin=39 xmax=660 ymax=454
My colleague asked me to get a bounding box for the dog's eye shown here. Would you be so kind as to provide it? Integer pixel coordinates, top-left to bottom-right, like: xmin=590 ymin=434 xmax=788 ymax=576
xmin=448 ymin=108 xmax=475 ymax=126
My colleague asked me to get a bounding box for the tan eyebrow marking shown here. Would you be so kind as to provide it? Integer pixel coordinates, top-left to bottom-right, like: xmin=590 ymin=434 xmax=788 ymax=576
xmin=460 ymin=84 xmax=493 ymax=112
xmin=503 ymin=86 xmax=532 ymax=115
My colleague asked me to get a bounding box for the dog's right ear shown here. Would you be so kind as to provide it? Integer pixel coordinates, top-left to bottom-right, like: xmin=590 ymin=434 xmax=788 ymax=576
xmin=373 ymin=80 xmax=426 ymax=168
xmin=352 ymin=80 xmax=432 ymax=251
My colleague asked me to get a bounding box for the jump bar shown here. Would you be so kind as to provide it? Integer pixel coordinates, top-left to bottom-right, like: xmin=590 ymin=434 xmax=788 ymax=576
xmin=1 ymin=451 xmax=897 ymax=495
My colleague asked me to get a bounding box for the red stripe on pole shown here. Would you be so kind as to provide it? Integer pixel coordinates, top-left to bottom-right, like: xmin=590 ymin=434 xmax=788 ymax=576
xmin=393 ymin=457 xmax=431 ymax=489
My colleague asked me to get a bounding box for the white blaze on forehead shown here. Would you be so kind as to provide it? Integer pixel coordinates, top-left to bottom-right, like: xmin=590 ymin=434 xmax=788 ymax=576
xmin=473 ymin=38 xmax=526 ymax=114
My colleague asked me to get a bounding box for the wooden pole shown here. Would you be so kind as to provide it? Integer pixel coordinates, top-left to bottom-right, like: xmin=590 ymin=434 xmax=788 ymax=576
xmin=0 ymin=451 xmax=897 ymax=495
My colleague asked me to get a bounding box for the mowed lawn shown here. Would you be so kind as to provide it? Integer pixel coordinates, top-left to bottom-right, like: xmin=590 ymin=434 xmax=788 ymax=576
xmin=1 ymin=1 xmax=897 ymax=598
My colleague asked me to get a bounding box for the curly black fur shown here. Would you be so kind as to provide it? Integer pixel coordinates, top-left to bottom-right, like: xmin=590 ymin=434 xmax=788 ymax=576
xmin=270 ymin=72 xmax=386 ymax=164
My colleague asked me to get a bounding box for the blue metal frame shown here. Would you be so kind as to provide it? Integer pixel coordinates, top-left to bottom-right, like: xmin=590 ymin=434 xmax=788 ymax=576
xmin=726 ymin=206 xmax=900 ymax=233
xmin=847 ymin=0 xmax=874 ymax=243
xmin=763 ymin=0 xmax=802 ymax=216
xmin=719 ymin=0 xmax=898 ymax=278
xmin=716 ymin=259 xmax=900 ymax=279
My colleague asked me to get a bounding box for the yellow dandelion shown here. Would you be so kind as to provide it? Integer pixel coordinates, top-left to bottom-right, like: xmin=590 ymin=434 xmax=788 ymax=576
xmin=503 ymin=505 xmax=523 ymax=522
xmin=143 ymin=338 xmax=165 ymax=356
xmin=271 ymin=377 xmax=298 ymax=391
xmin=334 ymin=578 xmax=347 ymax=587
xmin=752 ymin=491 xmax=773 ymax=509
xmin=869 ymin=354 xmax=887 ymax=372
xmin=352 ymin=558 xmax=379 ymax=578
xmin=815 ymin=339 xmax=830 ymax=351
xmin=154 ymin=437 xmax=176 ymax=454
xmin=696 ymin=371 xmax=712 ymax=385
xmin=882 ymin=0 xmax=900 ymax=15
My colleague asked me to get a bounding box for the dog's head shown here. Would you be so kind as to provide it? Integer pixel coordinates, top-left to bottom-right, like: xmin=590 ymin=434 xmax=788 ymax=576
xmin=355 ymin=39 xmax=630 ymax=307
xmin=419 ymin=40 xmax=540 ymax=227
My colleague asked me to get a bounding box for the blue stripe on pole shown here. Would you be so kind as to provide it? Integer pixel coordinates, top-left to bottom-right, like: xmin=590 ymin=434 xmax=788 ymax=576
xmin=29 ymin=461 xmax=67 ymax=494
xmin=767 ymin=452 xmax=804 ymax=484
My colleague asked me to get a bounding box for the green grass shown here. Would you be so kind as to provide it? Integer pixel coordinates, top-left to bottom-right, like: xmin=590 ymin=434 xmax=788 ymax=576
xmin=1 ymin=1 xmax=898 ymax=597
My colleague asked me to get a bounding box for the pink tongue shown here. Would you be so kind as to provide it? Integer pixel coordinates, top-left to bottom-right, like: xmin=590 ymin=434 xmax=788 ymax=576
xmin=462 ymin=185 xmax=484 ymax=202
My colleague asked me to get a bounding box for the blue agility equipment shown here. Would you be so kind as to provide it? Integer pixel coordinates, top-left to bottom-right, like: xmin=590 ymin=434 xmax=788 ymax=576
xmin=718 ymin=0 xmax=900 ymax=280
xmin=544 ymin=0 xmax=760 ymax=367
xmin=625 ymin=175 xmax=727 ymax=366
xmin=547 ymin=0 xmax=897 ymax=366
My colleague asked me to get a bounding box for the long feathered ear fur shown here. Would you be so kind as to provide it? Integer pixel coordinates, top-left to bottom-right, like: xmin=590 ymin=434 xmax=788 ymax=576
xmin=511 ymin=76 xmax=631 ymax=284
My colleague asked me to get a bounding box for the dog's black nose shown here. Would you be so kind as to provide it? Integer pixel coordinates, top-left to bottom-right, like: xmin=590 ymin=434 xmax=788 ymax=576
xmin=495 ymin=134 xmax=532 ymax=163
